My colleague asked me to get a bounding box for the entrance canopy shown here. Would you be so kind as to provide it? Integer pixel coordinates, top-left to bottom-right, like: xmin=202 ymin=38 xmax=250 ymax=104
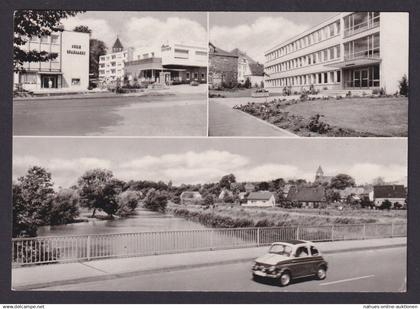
xmin=325 ymin=57 xmax=381 ymax=69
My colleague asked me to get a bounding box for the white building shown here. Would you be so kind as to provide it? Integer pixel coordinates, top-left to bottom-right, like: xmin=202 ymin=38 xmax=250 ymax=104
xmin=264 ymin=12 xmax=408 ymax=94
xmin=14 ymin=30 xmax=90 ymax=92
xmin=98 ymin=37 xmax=128 ymax=84
xmin=124 ymin=42 xmax=208 ymax=84
xmin=244 ymin=191 xmax=276 ymax=207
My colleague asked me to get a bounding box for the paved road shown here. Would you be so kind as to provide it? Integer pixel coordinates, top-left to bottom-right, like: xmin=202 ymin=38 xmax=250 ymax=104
xmin=36 ymin=246 xmax=405 ymax=292
xmin=209 ymin=98 xmax=296 ymax=137
xmin=13 ymin=93 xmax=207 ymax=136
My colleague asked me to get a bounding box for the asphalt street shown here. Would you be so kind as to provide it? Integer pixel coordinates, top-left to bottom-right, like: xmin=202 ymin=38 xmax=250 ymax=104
xmin=36 ymin=246 xmax=405 ymax=292
xmin=13 ymin=91 xmax=207 ymax=136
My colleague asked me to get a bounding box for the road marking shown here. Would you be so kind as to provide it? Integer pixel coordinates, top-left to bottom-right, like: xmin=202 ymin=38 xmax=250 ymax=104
xmin=320 ymin=275 xmax=375 ymax=286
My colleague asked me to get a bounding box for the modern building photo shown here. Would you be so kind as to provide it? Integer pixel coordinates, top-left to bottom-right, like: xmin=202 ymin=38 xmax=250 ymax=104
xmin=208 ymin=12 xmax=408 ymax=137
xmin=13 ymin=11 xmax=208 ymax=136
xmin=13 ymin=30 xmax=90 ymax=92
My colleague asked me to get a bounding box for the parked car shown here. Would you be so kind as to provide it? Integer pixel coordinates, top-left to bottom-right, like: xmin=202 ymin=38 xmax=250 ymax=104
xmin=251 ymin=240 xmax=328 ymax=286
xmin=190 ymin=80 xmax=199 ymax=86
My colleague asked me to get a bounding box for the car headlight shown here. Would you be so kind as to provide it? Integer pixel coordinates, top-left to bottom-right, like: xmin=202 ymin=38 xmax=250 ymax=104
xmin=268 ymin=265 xmax=277 ymax=272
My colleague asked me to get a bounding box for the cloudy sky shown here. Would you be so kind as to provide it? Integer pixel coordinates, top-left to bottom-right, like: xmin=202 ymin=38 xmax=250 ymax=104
xmin=61 ymin=11 xmax=208 ymax=50
xmin=210 ymin=12 xmax=339 ymax=63
xmin=13 ymin=138 xmax=407 ymax=189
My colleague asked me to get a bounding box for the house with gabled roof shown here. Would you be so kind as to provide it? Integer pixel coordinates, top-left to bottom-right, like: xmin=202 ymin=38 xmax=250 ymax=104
xmin=243 ymin=191 xmax=276 ymax=207
xmin=287 ymin=186 xmax=326 ymax=208
xmin=373 ymin=185 xmax=406 ymax=208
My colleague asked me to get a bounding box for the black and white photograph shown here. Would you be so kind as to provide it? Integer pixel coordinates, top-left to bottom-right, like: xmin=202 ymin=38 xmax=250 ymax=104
xmin=12 ymin=137 xmax=407 ymax=292
xmin=13 ymin=11 xmax=208 ymax=136
xmin=208 ymin=12 xmax=409 ymax=137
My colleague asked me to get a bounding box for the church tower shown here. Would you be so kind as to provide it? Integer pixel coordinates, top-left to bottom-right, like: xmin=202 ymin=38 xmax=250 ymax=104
xmin=315 ymin=166 xmax=324 ymax=181
xmin=112 ymin=36 xmax=124 ymax=53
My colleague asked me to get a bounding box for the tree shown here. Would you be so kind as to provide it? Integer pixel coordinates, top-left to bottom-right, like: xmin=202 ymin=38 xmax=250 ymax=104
xmin=14 ymin=10 xmax=84 ymax=71
xmin=326 ymin=190 xmax=341 ymax=203
xmin=203 ymin=194 xmax=215 ymax=206
xmin=244 ymin=77 xmax=251 ymax=89
xmin=143 ymin=189 xmax=168 ymax=212
xmin=73 ymin=25 xmax=91 ymax=34
xmin=49 ymin=189 xmax=79 ymax=225
xmin=219 ymin=174 xmax=236 ymax=189
xmin=360 ymin=196 xmax=373 ymax=208
xmin=89 ymin=38 xmax=107 ymax=78
xmin=372 ymin=177 xmax=386 ymax=186
xmin=330 ymin=174 xmax=355 ymax=190
xmin=13 ymin=166 xmax=55 ymax=237
xmin=77 ymin=169 xmax=122 ymax=217
xmin=258 ymin=181 xmax=270 ymax=191
xmin=398 ymin=74 xmax=408 ymax=96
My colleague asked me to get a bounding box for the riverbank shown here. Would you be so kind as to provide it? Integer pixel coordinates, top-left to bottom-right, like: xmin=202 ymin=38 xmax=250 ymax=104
xmin=168 ymin=204 xmax=407 ymax=228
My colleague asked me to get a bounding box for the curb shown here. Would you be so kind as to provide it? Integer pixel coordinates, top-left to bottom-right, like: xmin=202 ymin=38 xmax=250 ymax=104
xmin=233 ymin=109 xmax=299 ymax=137
xmin=12 ymin=242 xmax=405 ymax=291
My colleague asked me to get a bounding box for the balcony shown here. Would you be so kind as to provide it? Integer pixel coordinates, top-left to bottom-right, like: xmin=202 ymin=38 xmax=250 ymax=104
xmin=344 ymin=49 xmax=380 ymax=61
xmin=344 ymin=17 xmax=380 ymax=38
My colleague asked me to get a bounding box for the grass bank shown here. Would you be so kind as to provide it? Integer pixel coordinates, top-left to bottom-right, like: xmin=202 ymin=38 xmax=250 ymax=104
xmin=168 ymin=204 xmax=406 ymax=229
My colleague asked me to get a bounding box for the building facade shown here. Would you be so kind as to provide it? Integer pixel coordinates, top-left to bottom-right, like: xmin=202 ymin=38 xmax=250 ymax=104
xmin=124 ymin=42 xmax=207 ymax=84
xmin=14 ymin=30 xmax=89 ymax=91
xmin=373 ymin=185 xmax=406 ymax=208
xmin=264 ymin=12 xmax=408 ymax=94
xmin=244 ymin=191 xmax=276 ymax=207
xmin=208 ymin=42 xmax=238 ymax=89
xmin=98 ymin=38 xmax=128 ymax=84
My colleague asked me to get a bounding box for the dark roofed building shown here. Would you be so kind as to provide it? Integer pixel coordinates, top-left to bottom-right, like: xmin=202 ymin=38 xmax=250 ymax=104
xmin=243 ymin=191 xmax=276 ymax=207
xmin=373 ymin=185 xmax=406 ymax=208
xmin=287 ymin=186 xmax=326 ymax=208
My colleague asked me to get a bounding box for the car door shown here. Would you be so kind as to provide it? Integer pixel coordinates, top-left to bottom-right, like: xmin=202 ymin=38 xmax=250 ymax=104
xmin=308 ymin=245 xmax=322 ymax=274
xmin=290 ymin=245 xmax=312 ymax=278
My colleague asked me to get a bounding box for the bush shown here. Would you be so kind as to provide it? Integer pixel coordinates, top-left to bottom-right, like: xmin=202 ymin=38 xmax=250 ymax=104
xmin=244 ymin=77 xmax=251 ymax=89
xmin=116 ymin=190 xmax=140 ymax=217
xmin=379 ymin=199 xmax=392 ymax=210
xmin=399 ymin=75 xmax=408 ymax=96
xmin=143 ymin=189 xmax=168 ymax=212
xmin=307 ymin=114 xmax=331 ymax=134
xmin=49 ymin=189 xmax=80 ymax=226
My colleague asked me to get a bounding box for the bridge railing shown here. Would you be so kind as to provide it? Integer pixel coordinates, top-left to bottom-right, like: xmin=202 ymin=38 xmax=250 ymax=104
xmin=12 ymin=223 xmax=406 ymax=266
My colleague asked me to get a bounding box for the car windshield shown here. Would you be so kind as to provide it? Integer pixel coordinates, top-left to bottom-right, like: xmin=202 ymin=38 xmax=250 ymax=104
xmin=269 ymin=244 xmax=293 ymax=257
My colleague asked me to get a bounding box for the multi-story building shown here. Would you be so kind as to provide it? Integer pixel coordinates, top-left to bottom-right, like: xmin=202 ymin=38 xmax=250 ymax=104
xmin=98 ymin=37 xmax=128 ymax=84
xmin=264 ymin=12 xmax=408 ymax=94
xmin=124 ymin=42 xmax=207 ymax=84
xmin=14 ymin=30 xmax=89 ymax=91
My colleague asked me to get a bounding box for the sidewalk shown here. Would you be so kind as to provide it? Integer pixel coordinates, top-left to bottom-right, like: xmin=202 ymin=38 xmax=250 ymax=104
xmin=209 ymin=98 xmax=297 ymax=137
xmin=12 ymin=237 xmax=406 ymax=290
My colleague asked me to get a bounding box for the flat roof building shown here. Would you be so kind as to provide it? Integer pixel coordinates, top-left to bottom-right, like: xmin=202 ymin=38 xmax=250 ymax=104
xmin=264 ymin=12 xmax=408 ymax=94
xmin=98 ymin=37 xmax=129 ymax=84
xmin=14 ymin=30 xmax=90 ymax=92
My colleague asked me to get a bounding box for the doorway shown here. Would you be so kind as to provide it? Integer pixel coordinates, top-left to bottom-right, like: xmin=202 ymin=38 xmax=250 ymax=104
xmin=41 ymin=75 xmax=58 ymax=88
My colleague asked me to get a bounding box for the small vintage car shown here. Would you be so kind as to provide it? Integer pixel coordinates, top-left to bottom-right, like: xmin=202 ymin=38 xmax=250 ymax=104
xmin=252 ymin=240 xmax=328 ymax=286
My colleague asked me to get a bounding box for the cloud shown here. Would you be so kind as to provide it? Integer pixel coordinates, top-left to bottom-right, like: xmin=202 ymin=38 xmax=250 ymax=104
xmin=236 ymin=164 xmax=300 ymax=182
xmin=210 ymin=17 xmax=309 ymax=63
xmin=61 ymin=16 xmax=115 ymax=49
xmin=122 ymin=17 xmax=207 ymax=48
xmin=344 ymin=163 xmax=407 ymax=185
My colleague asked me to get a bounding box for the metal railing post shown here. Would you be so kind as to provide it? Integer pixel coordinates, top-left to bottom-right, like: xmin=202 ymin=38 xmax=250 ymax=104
xmin=210 ymin=229 xmax=214 ymax=250
xmin=363 ymin=224 xmax=366 ymax=240
xmin=331 ymin=225 xmax=335 ymax=241
xmin=391 ymin=222 xmax=394 ymax=238
xmin=87 ymin=235 xmax=91 ymax=261
xmin=296 ymin=226 xmax=300 ymax=240
xmin=257 ymin=228 xmax=260 ymax=247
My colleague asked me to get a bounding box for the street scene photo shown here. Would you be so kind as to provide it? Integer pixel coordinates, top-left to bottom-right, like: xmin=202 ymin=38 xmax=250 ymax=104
xmin=208 ymin=12 xmax=408 ymax=137
xmin=12 ymin=137 xmax=407 ymax=292
xmin=13 ymin=11 xmax=208 ymax=136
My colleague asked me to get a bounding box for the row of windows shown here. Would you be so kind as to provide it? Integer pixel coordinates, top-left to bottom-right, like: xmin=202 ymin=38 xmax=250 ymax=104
xmin=100 ymin=53 xmax=127 ymax=62
xmin=26 ymin=34 xmax=60 ymax=45
xmin=267 ymin=45 xmax=341 ymax=74
xmin=266 ymin=20 xmax=341 ymax=62
xmin=268 ymin=70 xmax=341 ymax=87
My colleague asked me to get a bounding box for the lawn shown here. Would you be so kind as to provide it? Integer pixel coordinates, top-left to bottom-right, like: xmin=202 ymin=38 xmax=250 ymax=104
xmin=284 ymin=97 xmax=408 ymax=137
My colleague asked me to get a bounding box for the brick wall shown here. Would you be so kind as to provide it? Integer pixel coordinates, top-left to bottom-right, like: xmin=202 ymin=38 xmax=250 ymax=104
xmin=209 ymin=54 xmax=238 ymax=88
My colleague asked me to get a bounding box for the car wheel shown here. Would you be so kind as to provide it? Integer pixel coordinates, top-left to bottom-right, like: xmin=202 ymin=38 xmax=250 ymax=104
xmin=279 ymin=271 xmax=291 ymax=287
xmin=316 ymin=266 xmax=327 ymax=280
